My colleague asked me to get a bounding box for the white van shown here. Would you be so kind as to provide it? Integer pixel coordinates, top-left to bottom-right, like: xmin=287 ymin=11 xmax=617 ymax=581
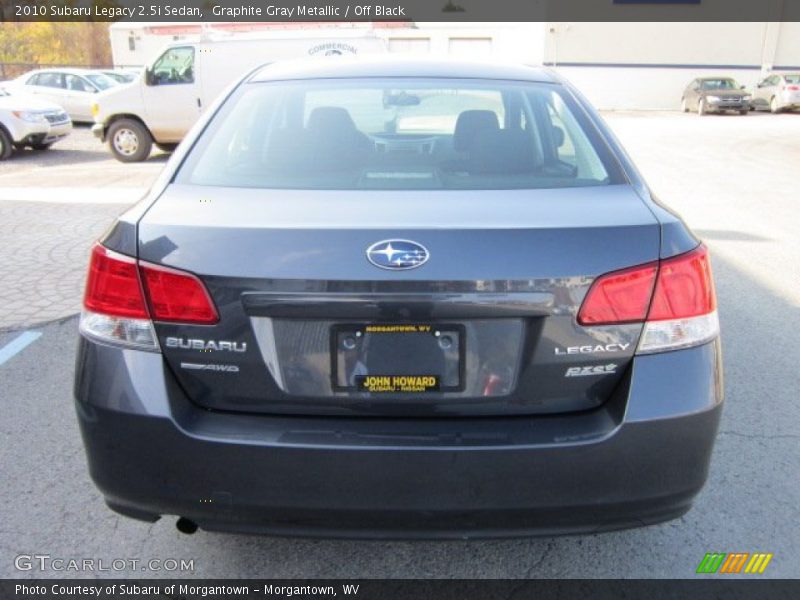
xmin=92 ymin=32 xmax=387 ymax=162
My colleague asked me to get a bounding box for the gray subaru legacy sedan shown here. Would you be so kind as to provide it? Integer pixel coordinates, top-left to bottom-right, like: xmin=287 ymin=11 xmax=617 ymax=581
xmin=74 ymin=57 xmax=722 ymax=538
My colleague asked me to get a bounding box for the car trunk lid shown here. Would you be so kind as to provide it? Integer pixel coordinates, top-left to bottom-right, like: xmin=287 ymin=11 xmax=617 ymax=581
xmin=139 ymin=183 xmax=660 ymax=416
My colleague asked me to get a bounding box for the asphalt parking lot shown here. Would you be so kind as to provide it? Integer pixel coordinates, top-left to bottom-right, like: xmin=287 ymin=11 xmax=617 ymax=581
xmin=0 ymin=112 xmax=798 ymax=579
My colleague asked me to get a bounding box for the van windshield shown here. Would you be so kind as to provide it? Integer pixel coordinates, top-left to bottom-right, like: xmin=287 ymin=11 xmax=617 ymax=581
xmin=177 ymin=78 xmax=621 ymax=190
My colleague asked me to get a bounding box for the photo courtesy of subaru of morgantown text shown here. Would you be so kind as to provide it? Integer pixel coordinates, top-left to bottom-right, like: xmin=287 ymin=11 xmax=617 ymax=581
xmin=74 ymin=56 xmax=722 ymax=538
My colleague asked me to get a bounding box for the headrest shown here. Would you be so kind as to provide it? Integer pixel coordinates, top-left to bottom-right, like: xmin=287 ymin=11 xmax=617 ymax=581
xmin=453 ymin=110 xmax=500 ymax=152
xmin=468 ymin=129 xmax=535 ymax=175
xmin=307 ymin=106 xmax=358 ymax=135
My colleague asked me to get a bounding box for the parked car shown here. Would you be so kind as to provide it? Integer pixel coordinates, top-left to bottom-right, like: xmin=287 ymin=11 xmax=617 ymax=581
xmin=750 ymin=72 xmax=800 ymax=113
xmin=9 ymin=68 xmax=118 ymax=122
xmin=681 ymin=77 xmax=751 ymax=115
xmin=0 ymin=85 xmax=71 ymax=160
xmin=75 ymin=57 xmax=722 ymax=539
xmin=100 ymin=69 xmax=139 ymax=84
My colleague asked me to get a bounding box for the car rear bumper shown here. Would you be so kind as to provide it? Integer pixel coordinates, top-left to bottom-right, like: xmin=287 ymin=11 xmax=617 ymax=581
xmin=781 ymin=91 xmax=800 ymax=106
xmin=74 ymin=337 xmax=723 ymax=539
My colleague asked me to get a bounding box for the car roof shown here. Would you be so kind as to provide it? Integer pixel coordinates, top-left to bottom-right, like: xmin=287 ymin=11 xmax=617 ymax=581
xmin=27 ymin=68 xmax=102 ymax=76
xmin=248 ymin=55 xmax=558 ymax=84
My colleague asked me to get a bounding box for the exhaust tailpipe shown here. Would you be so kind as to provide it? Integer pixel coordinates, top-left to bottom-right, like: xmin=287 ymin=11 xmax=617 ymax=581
xmin=176 ymin=517 xmax=198 ymax=534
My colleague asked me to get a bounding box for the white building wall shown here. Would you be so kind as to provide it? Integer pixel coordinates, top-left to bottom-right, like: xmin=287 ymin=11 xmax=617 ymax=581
xmin=545 ymin=22 xmax=800 ymax=110
xmin=382 ymin=22 xmax=545 ymax=63
xmin=772 ymin=22 xmax=800 ymax=68
xmin=544 ymin=22 xmax=766 ymax=67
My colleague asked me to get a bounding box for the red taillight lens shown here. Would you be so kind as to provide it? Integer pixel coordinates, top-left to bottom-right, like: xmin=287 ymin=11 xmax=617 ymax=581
xmin=648 ymin=245 xmax=716 ymax=321
xmin=787 ymin=85 xmax=800 ymax=91
xmin=578 ymin=245 xmax=719 ymax=354
xmin=83 ymin=245 xmax=149 ymax=318
xmin=577 ymin=262 xmax=658 ymax=325
xmin=578 ymin=245 xmax=716 ymax=326
xmin=83 ymin=244 xmax=218 ymax=325
xmin=139 ymin=262 xmax=219 ymax=324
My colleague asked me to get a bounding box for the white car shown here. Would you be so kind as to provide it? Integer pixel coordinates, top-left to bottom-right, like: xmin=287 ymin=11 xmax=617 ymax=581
xmin=0 ymin=86 xmax=72 ymax=160
xmin=101 ymin=69 xmax=139 ymax=84
xmin=9 ymin=68 xmax=117 ymax=122
xmin=751 ymin=72 xmax=800 ymax=113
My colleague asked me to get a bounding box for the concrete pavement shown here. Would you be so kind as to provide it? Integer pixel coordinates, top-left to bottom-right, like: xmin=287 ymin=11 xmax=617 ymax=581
xmin=0 ymin=199 xmax=128 ymax=330
xmin=0 ymin=127 xmax=159 ymax=330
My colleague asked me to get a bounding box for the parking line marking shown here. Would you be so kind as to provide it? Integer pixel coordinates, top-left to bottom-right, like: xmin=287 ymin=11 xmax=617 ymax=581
xmin=0 ymin=331 xmax=43 ymax=366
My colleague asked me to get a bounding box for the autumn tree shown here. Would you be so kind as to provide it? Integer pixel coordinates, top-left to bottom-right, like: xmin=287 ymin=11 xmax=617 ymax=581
xmin=0 ymin=0 xmax=120 ymax=76
xmin=0 ymin=22 xmax=112 ymax=77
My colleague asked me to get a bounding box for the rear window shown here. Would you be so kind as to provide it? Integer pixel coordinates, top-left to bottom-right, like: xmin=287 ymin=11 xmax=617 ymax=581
xmin=177 ymin=78 xmax=621 ymax=190
xmin=784 ymin=74 xmax=800 ymax=84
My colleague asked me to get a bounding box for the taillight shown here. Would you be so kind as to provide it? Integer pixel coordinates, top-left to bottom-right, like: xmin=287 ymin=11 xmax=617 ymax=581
xmin=83 ymin=245 xmax=148 ymax=318
xmin=80 ymin=244 xmax=219 ymax=351
xmin=787 ymin=85 xmax=800 ymax=91
xmin=139 ymin=262 xmax=219 ymax=324
xmin=647 ymin=246 xmax=716 ymax=321
xmin=638 ymin=245 xmax=718 ymax=353
xmin=578 ymin=263 xmax=658 ymax=325
xmin=578 ymin=245 xmax=719 ymax=354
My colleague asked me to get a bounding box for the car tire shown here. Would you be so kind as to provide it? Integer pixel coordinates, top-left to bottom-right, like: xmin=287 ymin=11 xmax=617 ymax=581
xmin=0 ymin=127 xmax=12 ymax=161
xmin=738 ymin=109 xmax=749 ymax=115
xmin=108 ymin=119 xmax=152 ymax=163
xmin=770 ymin=96 xmax=781 ymax=114
xmin=30 ymin=142 xmax=54 ymax=151
xmin=155 ymin=143 xmax=178 ymax=153
xmin=681 ymin=98 xmax=688 ymax=113
xmin=697 ymin=98 xmax=707 ymax=116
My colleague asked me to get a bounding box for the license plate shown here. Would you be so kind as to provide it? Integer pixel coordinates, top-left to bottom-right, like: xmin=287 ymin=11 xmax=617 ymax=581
xmin=332 ymin=323 xmax=464 ymax=393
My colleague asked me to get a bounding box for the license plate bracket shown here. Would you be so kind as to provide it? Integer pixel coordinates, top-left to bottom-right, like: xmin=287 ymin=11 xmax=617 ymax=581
xmin=331 ymin=323 xmax=465 ymax=393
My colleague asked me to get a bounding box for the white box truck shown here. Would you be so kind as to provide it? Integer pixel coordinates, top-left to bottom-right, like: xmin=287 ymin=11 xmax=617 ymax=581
xmin=92 ymin=31 xmax=387 ymax=162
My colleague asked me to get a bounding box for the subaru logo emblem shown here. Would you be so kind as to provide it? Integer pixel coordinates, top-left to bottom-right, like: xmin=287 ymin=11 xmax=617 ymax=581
xmin=366 ymin=239 xmax=429 ymax=270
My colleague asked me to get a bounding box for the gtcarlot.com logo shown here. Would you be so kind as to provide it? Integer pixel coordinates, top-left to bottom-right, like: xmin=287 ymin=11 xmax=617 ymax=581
xmin=696 ymin=552 xmax=773 ymax=574
xmin=14 ymin=554 xmax=195 ymax=572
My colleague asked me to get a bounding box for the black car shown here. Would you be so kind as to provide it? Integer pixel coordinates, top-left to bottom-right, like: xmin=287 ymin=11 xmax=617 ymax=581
xmin=681 ymin=77 xmax=752 ymax=115
xmin=74 ymin=58 xmax=723 ymax=538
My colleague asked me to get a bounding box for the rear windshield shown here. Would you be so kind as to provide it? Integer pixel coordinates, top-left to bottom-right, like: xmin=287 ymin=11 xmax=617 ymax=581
xmin=177 ymin=78 xmax=622 ymax=190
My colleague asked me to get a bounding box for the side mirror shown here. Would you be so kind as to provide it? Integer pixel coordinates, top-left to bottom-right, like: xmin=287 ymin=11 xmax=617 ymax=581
xmin=144 ymin=68 xmax=154 ymax=86
xmin=740 ymin=85 xmax=746 ymax=89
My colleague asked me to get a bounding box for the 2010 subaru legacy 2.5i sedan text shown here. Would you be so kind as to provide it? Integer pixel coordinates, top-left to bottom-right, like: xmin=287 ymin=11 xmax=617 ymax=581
xmin=74 ymin=57 xmax=723 ymax=539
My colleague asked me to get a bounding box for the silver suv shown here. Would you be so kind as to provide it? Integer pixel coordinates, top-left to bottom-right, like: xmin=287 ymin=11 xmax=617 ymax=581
xmin=0 ymin=86 xmax=71 ymax=160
